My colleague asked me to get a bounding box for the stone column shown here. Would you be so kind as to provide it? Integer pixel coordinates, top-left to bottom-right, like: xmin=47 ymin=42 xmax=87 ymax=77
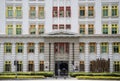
xmin=0 ymin=43 xmax=4 ymax=72
xmin=44 ymin=43 xmax=49 ymax=71
xmin=97 ymin=42 xmax=100 ymax=58
xmin=85 ymin=42 xmax=89 ymax=72
xmin=69 ymin=43 xmax=73 ymax=72
xmin=11 ymin=43 xmax=16 ymax=72
xmin=50 ymin=43 xmax=54 ymax=71
xmin=35 ymin=43 xmax=39 ymax=72
xmin=109 ymin=42 xmax=113 ymax=72
xmin=23 ymin=43 xmax=28 ymax=72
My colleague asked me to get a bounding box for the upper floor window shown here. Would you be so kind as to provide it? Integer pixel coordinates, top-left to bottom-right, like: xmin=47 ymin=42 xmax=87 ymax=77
xmin=101 ymin=43 xmax=108 ymax=53
xmin=89 ymin=43 xmax=96 ymax=53
xmin=29 ymin=6 xmax=36 ymax=18
xmin=88 ymin=24 xmax=94 ymax=34
xmin=66 ymin=24 xmax=71 ymax=30
xmin=111 ymin=24 xmax=118 ymax=34
xmin=39 ymin=43 xmax=44 ymax=53
xmin=15 ymin=6 xmax=22 ymax=18
xmin=53 ymin=7 xmax=58 ymax=17
xmin=59 ymin=7 xmax=64 ymax=17
xmin=113 ymin=42 xmax=119 ymax=53
xmin=80 ymin=24 xmax=85 ymax=34
xmin=38 ymin=24 xmax=44 ymax=34
xmin=6 ymin=6 xmax=13 ymax=18
xmin=38 ymin=6 xmax=44 ymax=19
xmin=16 ymin=43 xmax=23 ymax=53
xmin=102 ymin=24 xmax=108 ymax=34
xmin=66 ymin=6 xmax=71 ymax=17
xmin=29 ymin=25 xmax=36 ymax=34
xmin=79 ymin=6 xmax=85 ymax=17
xmin=53 ymin=25 xmax=58 ymax=30
xmin=112 ymin=5 xmax=118 ymax=17
xmin=6 ymin=25 xmax=13 ymax=35
xmin=88 ymin=6 xmax=94 ymax=17
xmin=16 ymin=24 xmax=22 ymax=35
xmin=4 ymin=43 xmax=12 ymax=53
xmin=28 ymin=43 xmax=34 ymax=53
xmin=102 ymin=6 xmax=108 ymax=17
xmin=79 ymin=43 xmax=85 ymax=53
xmin=59 ymin=24 xmax=64 ymax=29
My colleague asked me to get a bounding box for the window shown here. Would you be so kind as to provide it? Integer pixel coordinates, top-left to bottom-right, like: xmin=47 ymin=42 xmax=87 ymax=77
xmin=29 ymin=25 xmax=36 ymax=34
xmin=28 ymin=43 xmax=34 ymax=53
xmin=102 ymin=6 xmax=108 ymax=17
xmin=38 ymin=24 xmax=44 ymax=34
xmin=89 ymin=43 xmax=96 ymax=53
xmin=102 ymin=24 xmax=108 ymax=34
xmin=17 ymin=61 xmax=23 ymax=72
xmin=15 ymin=6 xmax=22 ymax=18
xmin=5 ymin=61 xmax=11 ymax=72
xmin=53 ymin=25 xmax=58 ymax=30
xmin=112 ymin=24 xmax=118 ymax=34
xmin=112 ymin=5 xmax=118 ymax=17
xmin=113 ymin=42 xmax=119 ymax=53
xmin=66 ymin=6 xmax=71 ymax=17
xmin=39 ymin=43 xmax=44 ymax=53
xmin=39 ymin=61 xmax=44 ymax=71
xmin=88 ymin=24 xmax=94 ymax=34
xmin=6 ymin=6 xmax=13 ymax=18
xmin=101 ymin=43 xmax=108 ymax=53
xmin=38 ymin=6 xmax=44 ymax=19
xmin=80 ymin=24 xmax=85 ymax=34
xmin=59 ymin=24 xmax=64 ymax=29
xmin=4 ymin=43 xmax=12 ymax=53
xmin=79 ymin=6 xmax=85 ymax=17
xmin=66 ymin=24 xmax=71 ymax=30
xmin=29 ymin=6 xmax=36 ymax=18
xmin=28 ymin=61 xmax=34 ymax=71
xmin=16 ymin=24 xmax=22 ymax=35
xmin=16 ymin=43 xmax=23 ymax=53
xmin=79 ymin=61 xmax=84 ymax=72
xmin=88 ymin=6 xmax=94 ymax=17
xmin=59 ymin=7 xmax=64 ymax=17
xmin=53 ymin=7 xmax=58 ymax=17
xmin=114 ymin=61 xmax=120 ymax=72
xmin=6 ymin=25 xmax=13 ymax=35
xmin=79 ymin=43 xmax=85 ymax=53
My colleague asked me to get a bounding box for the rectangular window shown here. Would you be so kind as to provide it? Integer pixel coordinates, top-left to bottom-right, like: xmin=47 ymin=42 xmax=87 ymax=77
xmin=39 ymin=43 xmax=44 ymax=53
xmin=103 ymin=24 xmax=108 ymax=34
xmin=66 ymin=24 xmax=71 ymax=30
xmin=6 ymin=6 xmax=13 ymax=18
xmin=30 ymin=25 xmax=36 ymax=34
xmin=88 ymin=6 xmax=94 ymax=17
xmin=38 ymin=24 xmax=44 ymax=34
xmin=66 ymin=6 xmax=71 ymax=17
xmin=101 ymin=43 xmax=108 ymax=53
xmin=79 ymin=43 xmax=85 ymax=53
xmin=17 ymin=61 xmax=23 ymax=72
xmin=28 ymin=61 xmax=34 ymax=71
xmin=5 ymin=61 xmax=11 ymax=72
xmin=113 ymin=42 xmax=119 ymax=53
xmin=102 ymin=6 xmax=108 ymax=17
xmin=59 ymin=24 xmax=64 ymax=29
xmin=53 ymin=7 xmax=58 ymax=17
xmin=112 ymin=5 xmax=118 ymax=17
xmin=53 ymin=25 xmax=58 ymax=30
xmin=7 ymin=25 xmax=13 ymax=35
xmin=80 ymin=24 xmax=85 ymax=34
xmin=15 ymin=6 xmax=22 ymax=18
xmin=4 ymin=43 xmax=12 ymax=53
xmin=88 ymin=24 xmax=94 ymax=34
xmin=16 ymin=43 xmax=23 ymax=53
xmin=112 ymin=24 xmax=118 ymax=34
xmin=114 ymin=61 xmax=120 ymax=72
xmin=79 ymin=61 xmax=84 ymax=72
xmin=38 ymin=6 xmax=44 ymax=19
xmin=79 ymin=6 xmax=85 ymax=17
xmin=39 ymin=61 xmax=44 ymax=71
xmin=16 ymin=24 xmax=22 ymax=35
xmin=29 ymin=6 xmax=36 ymax=18
xmin=89 ymin=43 xmax=96 ymax=53
xmin=59 ymin=7 xmax=64 ymax=17
xmin=28 ymin=43 xmax=34 ymax=53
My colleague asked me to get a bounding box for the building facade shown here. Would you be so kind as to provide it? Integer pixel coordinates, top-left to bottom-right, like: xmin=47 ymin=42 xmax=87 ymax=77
xmin=0 ymin=0 xmax=120 ymax=75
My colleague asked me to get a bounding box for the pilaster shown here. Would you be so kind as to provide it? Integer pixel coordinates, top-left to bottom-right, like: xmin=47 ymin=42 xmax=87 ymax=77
xmin=35 ymin=43 xmax=39 ymax=72
xmin=50 ymin=43 xmax=54 ymax=71
xmin=69 ymin=43 xmax=73 ymax=72
xmin=97 ymin=42 xmax=100 ymax=58
xmin=109 ymin=42 xmax=113 ymax=73
xmin=0 ymin=43 xmax=4 ymax=72
xmin=85 ymin=42 xmax=89 ymax=72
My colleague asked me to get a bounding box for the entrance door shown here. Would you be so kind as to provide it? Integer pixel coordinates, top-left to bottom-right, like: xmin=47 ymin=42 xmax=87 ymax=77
xmin=55 ymin=61 xmax=68 ymax=76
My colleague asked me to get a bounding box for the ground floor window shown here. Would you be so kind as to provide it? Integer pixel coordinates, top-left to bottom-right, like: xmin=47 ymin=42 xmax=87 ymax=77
xmin=79 ymin=61 xmax=84 ymax=72
xmin=28 ymin=61 xmax=34 ymax=71
xmin=114 ymin=61 xmax=120 ymax=72
xmin=17 ymin=61 xmax=23 ymax=72
xmin=39 ymin=61 xmax=44 ymax=71
xmin=5 ymin=61 xmax=11 ymax=72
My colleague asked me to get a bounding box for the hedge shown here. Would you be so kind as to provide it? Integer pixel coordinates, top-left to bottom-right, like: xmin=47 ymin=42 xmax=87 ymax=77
xmin=0 ymin=72 xmax=54 ymax=77
xmin=76 ymin=76 xmax=120 ymax=80
xmin=69 ymin=72 xmax=120 ymax=77
xmin=0 ymin=75 xmax=45 ymax=79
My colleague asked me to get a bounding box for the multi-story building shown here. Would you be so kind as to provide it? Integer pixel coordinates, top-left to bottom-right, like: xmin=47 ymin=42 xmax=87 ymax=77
xmin=0 ymin=0 xmax=120 ymax=75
